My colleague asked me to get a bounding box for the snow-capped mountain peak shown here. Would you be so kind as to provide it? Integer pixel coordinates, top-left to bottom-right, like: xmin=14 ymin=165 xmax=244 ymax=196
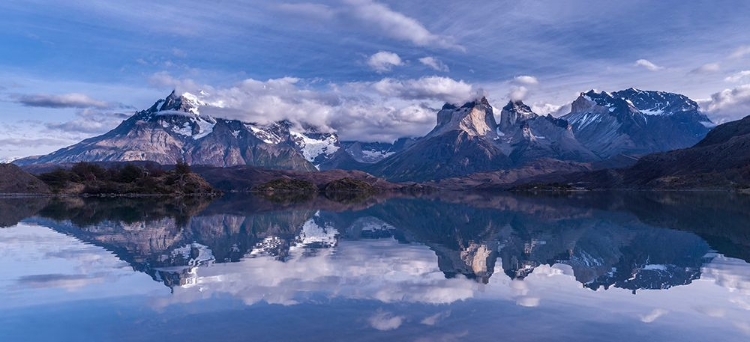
xmin=562 ymin=88 xmax=713 ymax=158
xmin=611 ymin=88 xmax=700 ymax=116
xmin=290 ymin=130 xmax=340 ymax=169
xmin=151 ymin=90 xmax=208 ymax=116
xmin=430 ymin=97 xmax=497 ymax=137
xmin=499 ymin=100 xmax=538 ymax=132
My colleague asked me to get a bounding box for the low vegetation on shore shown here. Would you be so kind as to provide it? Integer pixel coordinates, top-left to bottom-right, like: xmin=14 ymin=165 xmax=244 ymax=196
xmin=36 ymin=161 xmax=219 ymax=196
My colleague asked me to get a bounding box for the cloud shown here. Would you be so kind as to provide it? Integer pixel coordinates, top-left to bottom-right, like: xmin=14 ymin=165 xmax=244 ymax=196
xmin=16 ymin=273 xmax=106 ymax=291
xmin=513 ymin=75 xmax=539 ymax=85
xmin=367 ymin=51 xmax=404 ymax=73
xmin=44 ymin=108 xmax=130 ymax=134
xmin=504 ymin=75 xmax=540 ymax=102
xmin=516 ymin=296 xmax=541 ymax=307
xmin=531 ymin=103 xmax=568 ymax=116
xmin=725 ymin=70 xmax=750 ymax=83
xmin=700 ymin=85 xmax=750 ymax=123
xmin=420 ymin=311 xmax=451 ymax=326
xmin=372 ymin=76 xmax=475 ymax=104
xmin=14 ymin=93 xmax=110 ymax=109
xmin=419 ymin=57 xmax=449 ymax=72
xmin=368 ymin=310 xmax=404 ymax=331
xmin=152 ymin=73 xmax=476 ymax=142
xmin=729 ymin=45 xmax=750 ymax=59
xmin=0 ymin=138 xmax=74 ymax=147
xmin=690 ymin=63 xmax=721 ymax=74
xmin=276 ymin=3 xmax=336 ymax=20
xmin=148 ymin=71 xmax=202 ymax=90
xmin=343 ymin=0 xmax=461 ymax=50
xmin=634 ymin=59 xmax=664 ymax=71
xmin=171 ymin=48 xmax=187 ymax=58
xmin=640 ymin=309 xmax=669 ymax=323
xmin=509 ymin=86 xmax=528 ymax=101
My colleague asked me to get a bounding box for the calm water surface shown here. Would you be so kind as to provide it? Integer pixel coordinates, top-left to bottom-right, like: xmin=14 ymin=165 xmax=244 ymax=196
xmin=0 ymin=193 xmax=749 ymax=341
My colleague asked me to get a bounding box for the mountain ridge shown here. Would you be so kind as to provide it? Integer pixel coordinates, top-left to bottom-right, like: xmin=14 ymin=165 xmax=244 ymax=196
xmin=15 ymin=88 xmax=715 ymax=183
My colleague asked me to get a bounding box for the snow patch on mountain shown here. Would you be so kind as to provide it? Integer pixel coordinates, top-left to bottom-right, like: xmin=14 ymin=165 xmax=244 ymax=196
xmin=193 ymin=117 xmax=215 ymax=140
xmin=170 ymin=243 xmax=216 ymax=267
xmin=180 ymin=92 xmax=206 ymax=115
xmin=291 ymin=213 xmax=339 ymax=250
xmin=249 ymin=236 xmax=285 ymax=258
xmin=172 ymin=122 xmax=193 ymax=137
xmin=362 ymin=150 xmax=394 ymax=161
xmin=246 ymin=124 xmax=284 ymax=144
xmin=290 ymin=131 xmax=340 ymax=166
xmin=640 ymin=109 xmax=665 ymax=115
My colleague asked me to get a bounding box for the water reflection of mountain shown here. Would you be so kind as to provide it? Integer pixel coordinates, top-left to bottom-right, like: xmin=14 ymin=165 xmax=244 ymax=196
xmin=17 ymin=192 xmax=750 ymax=293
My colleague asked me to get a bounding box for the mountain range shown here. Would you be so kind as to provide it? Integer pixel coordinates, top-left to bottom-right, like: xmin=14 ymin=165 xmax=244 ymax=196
xmin=14 ymin=88 xmax=717 ymax=183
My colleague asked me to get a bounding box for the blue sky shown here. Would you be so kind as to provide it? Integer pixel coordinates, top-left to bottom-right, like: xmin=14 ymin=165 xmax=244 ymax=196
xmin=1 ymin=0 xmax=750 ymax=160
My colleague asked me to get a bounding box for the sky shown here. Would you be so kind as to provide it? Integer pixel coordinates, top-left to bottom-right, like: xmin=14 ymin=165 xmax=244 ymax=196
xmin=1 ymin=0 xmax=750 ymax=160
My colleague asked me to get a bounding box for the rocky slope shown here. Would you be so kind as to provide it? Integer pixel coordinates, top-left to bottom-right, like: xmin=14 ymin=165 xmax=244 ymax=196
xmin=0 ymin=163 xmax=50 ymax=194
xmin=368 ymin=98 xmax=601 ymax=181
xmin=14 ymin=88 xmax=715 ymax=184
xmin=520 ymin=114 xmax=750 ymax=190
xmin=497 ymin=101 xmax=598 ymax=164
xmin=368 ymin=99 xmax=513 ymax=181
xmin=622 ymin=114 xmax=750 ymax=189
xmin=562 ymin=89 xmax=712 ymax=158
xmin=14 ymin=91 xmax=341 ymax=171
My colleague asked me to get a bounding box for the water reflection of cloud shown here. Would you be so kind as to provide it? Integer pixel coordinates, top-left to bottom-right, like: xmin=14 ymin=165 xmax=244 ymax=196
xmin=516 ymin=296 xmax=541 ymax=307
xmin=420 ymin=310 xmax=451 ymax=326
xmin=640 ymin=309 xmax=669 ymax=323
xmin=0 ymin=223 xmax=163 ymax=309
xmin=702 ymin=255 xmax=750 ymax=296
xmin=15 ymin=273 xmax=107 ymax=291
xmin=153 ymin=238 xmax=481 ymax=309
xmin=368 ymin=309 xmax=405 ymax=331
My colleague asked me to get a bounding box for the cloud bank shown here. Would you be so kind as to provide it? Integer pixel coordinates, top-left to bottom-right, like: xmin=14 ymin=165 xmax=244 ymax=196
xmin=154 ymin=73 xmax=477 ymax=142
xmin=15 ymin=93 xmax=110 ymax=109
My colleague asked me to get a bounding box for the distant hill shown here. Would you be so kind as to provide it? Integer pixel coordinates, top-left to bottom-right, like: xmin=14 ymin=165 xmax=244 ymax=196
xmin=0 ymin=164 xmax=50 ymax=195
xmin=516 ymin=115 xmax=750 ymax=190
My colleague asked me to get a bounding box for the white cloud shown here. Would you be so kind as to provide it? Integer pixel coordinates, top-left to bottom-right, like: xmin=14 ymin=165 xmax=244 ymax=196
xmin=724 ymin=70 xmax=750 ymax=83
xmin=367 ymin=51 xmax=404 ymax=73
xmin=504 ymin=75 xmax=540 ymax=102
xmin=531 ymin=103 xmax=567 ymax=116
xmin=690 ymin=63 xmax=721 ymax=74
xmin=150 ymin=72 xmax=476 ymax=142
xmin=419 ymin=57 xmax=449 ymax=72
xmin=343 ymin=0 xmax=461 ymax=50
xmin=14 ymin=93 xmax=110 ymax=109
xmin=372 ymin=76 xmax=475 ymax=104
xmin=44 ymin=108 xmax=130 ymax=134
xmin=368 ymin=310 xmax=404 ymax=331
xmin=509 ymin=86 xmax=528 ymax=101
xmin=513 ymin=75 xmax=539 ymax=86
xmin=729 ymin=45 xmax=750 ymax=59
xmin=699 ymin=84 xmax=750 ymax=123
xmin=634 ymin=59 xmax=664 ymax=71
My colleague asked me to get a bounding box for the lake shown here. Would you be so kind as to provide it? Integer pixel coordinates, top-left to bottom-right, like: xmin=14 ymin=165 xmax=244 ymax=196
xmin=0 ymin=192 xmax=749 ymax=341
